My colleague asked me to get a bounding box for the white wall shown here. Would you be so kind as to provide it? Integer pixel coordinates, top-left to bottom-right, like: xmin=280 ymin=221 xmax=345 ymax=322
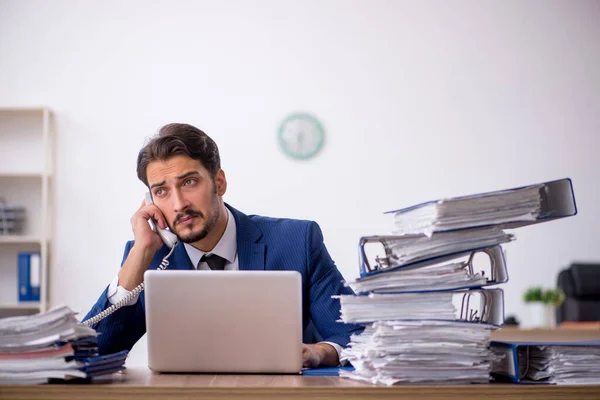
xmin=1 ymin=0 xmax=599 ymax=366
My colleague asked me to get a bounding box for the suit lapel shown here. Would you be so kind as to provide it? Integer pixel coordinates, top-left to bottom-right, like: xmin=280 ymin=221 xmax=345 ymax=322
xmin=227 ymin=204 xmax=265 ymax=271
xmin=170 ymin=242 xmax=194 ymax=270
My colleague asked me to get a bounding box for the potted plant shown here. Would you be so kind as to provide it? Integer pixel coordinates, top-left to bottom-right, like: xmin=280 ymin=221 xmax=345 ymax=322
xmin=523 ymin=287 xmax=565 ymax=328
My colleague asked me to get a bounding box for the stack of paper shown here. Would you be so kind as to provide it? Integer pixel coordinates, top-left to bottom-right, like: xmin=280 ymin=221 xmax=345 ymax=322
xmin=338 ymin=178 xmax=577 ymax=385
xmin=551 ymin=345 xmax=600 ymax=384
xmin=0 ymin=306 xmax=127 ymax=384
xmin=340 ymin=321 xmax=496 ymax=385
xmin=388 ymin=185 xmax=542 ymax=236
xmin=386 ymin=179 xmax=576 ymax=237
xmin=359 ymin=228 xmax=513 ymax=271
xmin=338 ymin=289 xmax=503 ymax=384
xmin=347 ymin=260 xmax=488 ymax=294
xmin=491 ymin=342 xmax=600 ymax=384
xmin=350 ymin=230 xmax=512 ymax=293
xmin=338 ymin=287 xmax=504 ymax=384
xmin=338 ymin=292 xmax=456 ymax=323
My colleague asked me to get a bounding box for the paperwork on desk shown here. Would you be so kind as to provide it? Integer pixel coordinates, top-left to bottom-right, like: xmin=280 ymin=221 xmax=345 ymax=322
xmin=358 ymin=227 xmax=514 ymax=273
xmin=386 ymin=184 xmax=543 ymax=236
xmin=0 ymin=306 xmax=127 ymax=384
xmin=348 ymin=258 xmax=488 ymax=293
xmin=491 ymin=342 xmax=600 ymax=384
xmin=386 ymin=178 xmax=578 ymax=236
xmin=0 ymin=306 xmax=96 ymax=352
xmin=338 ymin=178 xmax=579 ymax=386
xmin=340 ymin=321 xmax=496 ymax=385
xmin=549 ymin=345 xmax=600 ymax=384
xmin=337 ymin=292 xmax=456 ymax=324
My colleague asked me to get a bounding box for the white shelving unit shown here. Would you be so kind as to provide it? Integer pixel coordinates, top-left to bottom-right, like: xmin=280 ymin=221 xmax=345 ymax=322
xmin=0 ymin=107 xmax=53 ymax=318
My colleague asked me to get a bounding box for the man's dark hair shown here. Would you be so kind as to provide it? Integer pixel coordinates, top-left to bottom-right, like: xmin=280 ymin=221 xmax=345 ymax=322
xmin=137 ymin=123 xmax=221 ymax=187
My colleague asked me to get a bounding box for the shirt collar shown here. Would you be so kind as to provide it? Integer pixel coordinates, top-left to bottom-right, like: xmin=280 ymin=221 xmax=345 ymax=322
xmin=183 ymin=207 xmax=237 ymax=269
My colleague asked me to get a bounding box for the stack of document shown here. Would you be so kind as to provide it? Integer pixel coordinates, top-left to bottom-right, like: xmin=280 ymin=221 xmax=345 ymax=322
xmin=349 ymin=231 xmax=511 ymax=293
xmin=338 ymin=292 xmax=456 ymax=323
xmin=338 ymin=289 xmax=504 ymax=384
xmin=0 ymin=198 xmax=25 ymax=235
xmin=550 ymin=345 xmax=600 ymax=384
xmin=339 ymin=234 xmax=505 ymax=384
xmin=338 ymin=178 xmax=577 ymax=385
xmin=358 ymin=228 xmax=513 ymax=271
xmin=347 ymin=260 xmax=488 ymax=294
xmin=491 ymin=341 xmax=600 ymax=384
xmin=386 ymin=178 xmax=575 ymax=237
xmin=0 ymin=306 xmax=127 ymax=384
xmin=338 ymin=289 xmax=504 ymax=326
xmin=340 ymin=321 xmax=496 ymax=385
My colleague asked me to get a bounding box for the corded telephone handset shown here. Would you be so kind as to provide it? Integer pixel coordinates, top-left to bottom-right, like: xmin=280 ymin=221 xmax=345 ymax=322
xmin=81 ymin=194 xmax=178 ymax=327
xmin=144 ymin=193 xmax=178 ymax=248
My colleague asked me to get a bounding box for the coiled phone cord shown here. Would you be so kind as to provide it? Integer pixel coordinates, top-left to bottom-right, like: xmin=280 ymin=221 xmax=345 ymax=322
xmin=81 ymin=243 xmax=178 ymax=327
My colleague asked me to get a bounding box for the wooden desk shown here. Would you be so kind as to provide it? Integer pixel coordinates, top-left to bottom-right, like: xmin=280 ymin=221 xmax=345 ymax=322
xmin=2 ymin=329 xmax=599 ymax=399
xmin=491 ymin=327 xmax=600 ymax=342
xmin=1 ymin=367 xmax=600 ymax=400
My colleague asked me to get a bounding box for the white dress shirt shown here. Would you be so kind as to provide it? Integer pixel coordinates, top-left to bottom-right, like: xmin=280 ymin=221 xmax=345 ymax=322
xmin=106 ymin=207 xmax=342 ymax=359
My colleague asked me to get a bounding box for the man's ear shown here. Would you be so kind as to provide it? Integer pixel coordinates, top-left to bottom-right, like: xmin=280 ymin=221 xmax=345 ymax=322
xmin=215 ymin=169 xmax=227 ymax=196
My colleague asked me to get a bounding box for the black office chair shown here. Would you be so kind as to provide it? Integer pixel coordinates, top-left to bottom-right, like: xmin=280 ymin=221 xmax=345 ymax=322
xmin=556 ymin=263 xmax=600 ymax=324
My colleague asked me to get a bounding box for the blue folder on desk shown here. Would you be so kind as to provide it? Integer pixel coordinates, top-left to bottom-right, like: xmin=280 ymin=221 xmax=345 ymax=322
xmin=302 ymin=366 xmax=354 ymax=376
xmin=63 ymin=350 xmax=129 ymax=380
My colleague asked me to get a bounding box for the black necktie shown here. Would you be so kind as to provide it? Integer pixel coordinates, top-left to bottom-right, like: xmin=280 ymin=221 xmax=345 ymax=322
xmin=199 ymin=253 xmax=227 ymax=270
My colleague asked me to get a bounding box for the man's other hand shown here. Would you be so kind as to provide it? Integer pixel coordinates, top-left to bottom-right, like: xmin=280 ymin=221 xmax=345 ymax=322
xmin=302 ymin=343 xmax=339 ymax=368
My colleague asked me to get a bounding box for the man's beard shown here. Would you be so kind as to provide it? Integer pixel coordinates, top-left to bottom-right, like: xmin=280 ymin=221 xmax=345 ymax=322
xmin=178 ymin=207 xmax=220 ymax=244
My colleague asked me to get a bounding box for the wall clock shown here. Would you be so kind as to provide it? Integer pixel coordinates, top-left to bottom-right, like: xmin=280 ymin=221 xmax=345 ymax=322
xmin=277 ymin=113 xmax=324 ymax=160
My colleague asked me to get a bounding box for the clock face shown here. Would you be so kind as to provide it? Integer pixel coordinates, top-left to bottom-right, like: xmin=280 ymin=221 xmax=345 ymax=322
xmin=277 ymin=113 xmax=324 ymax=160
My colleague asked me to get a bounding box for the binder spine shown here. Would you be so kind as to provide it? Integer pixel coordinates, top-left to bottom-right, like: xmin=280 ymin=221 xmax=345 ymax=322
xmin=17 ymin=252 xmax=40 ymax=302
xmin=490 ymin=342 xmax=520 ymax=382
xmin=17 ymin=252 xmax=31 ymax=302
xmin=30 ymin=253 xmax=41 ymax=302
xmin=458 ymin=288 xmax=504 ymax=326
xmin=539 ymin=178 xmax=577 ymax=218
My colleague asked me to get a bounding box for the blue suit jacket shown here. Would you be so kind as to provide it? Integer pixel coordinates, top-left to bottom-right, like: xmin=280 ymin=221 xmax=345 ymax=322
xmin=84 ymin=204 xmax=363 ymax=355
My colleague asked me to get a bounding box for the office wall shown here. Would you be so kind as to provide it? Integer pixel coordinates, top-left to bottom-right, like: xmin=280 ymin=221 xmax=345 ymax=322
xmin=1 ymin=0 xmax=598 ymax=366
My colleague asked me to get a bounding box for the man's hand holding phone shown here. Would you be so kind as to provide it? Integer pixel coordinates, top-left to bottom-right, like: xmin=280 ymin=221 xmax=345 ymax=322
xmin=117 ymin=196 xmax=173 ymax=290
xmin=134 ymin=198 xmax=170 ymax=252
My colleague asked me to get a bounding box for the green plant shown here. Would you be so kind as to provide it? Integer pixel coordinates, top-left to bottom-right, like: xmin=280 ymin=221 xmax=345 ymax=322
xmin=542 ymin=289 xmax=565 ymax=306
xmin=523 ymin=286 xmax=565 ymax=306
xmin=523 ymin=286 xmax=544 ymax=303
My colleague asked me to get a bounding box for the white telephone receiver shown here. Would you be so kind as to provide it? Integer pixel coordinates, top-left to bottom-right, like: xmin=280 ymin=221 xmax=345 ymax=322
xmin=144 ymin=192 xmax=178 ymax=248
xmin=81 ymin=195 xmax=179 ymax=327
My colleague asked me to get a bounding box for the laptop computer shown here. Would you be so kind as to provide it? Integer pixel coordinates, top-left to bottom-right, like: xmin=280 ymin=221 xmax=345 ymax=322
xmin=144 ymin=270 xmax=303 ymax=373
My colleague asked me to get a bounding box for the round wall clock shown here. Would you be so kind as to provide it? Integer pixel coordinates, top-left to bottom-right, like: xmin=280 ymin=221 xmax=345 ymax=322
xmin=277 ymin=113 xmax=324 ymax=160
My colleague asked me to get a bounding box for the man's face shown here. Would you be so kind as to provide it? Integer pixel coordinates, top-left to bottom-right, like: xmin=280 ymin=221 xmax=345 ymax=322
xmin=146 ymin=155 xmax=226 ymax=244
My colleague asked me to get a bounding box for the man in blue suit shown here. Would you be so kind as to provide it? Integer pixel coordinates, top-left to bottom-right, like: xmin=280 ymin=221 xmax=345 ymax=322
xmin=84 ymin=123 xmax=362 ymax=367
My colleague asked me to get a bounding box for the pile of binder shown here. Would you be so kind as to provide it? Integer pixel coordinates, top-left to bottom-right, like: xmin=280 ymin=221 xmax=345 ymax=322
xmin=338 ymin=178 xmax=578 ymax=385
xmin=0 ymin=198 xmax=25 ymax=235
xmin=0 ymin=306 xmax=127 ymax=384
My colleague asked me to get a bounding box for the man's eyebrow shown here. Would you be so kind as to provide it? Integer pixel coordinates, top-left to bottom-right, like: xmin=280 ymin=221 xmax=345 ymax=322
xmin=149 ymin=180 xmax=166 ymax=190
xmin=149 ymin=171 xmax=200 ymax=190
xmin=176 ymin=171 xmax=200 ymax=181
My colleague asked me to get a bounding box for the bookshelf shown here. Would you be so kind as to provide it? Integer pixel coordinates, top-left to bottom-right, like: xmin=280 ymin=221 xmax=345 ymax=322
xmin=0 ymin=107 xmax=53 ymax=318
